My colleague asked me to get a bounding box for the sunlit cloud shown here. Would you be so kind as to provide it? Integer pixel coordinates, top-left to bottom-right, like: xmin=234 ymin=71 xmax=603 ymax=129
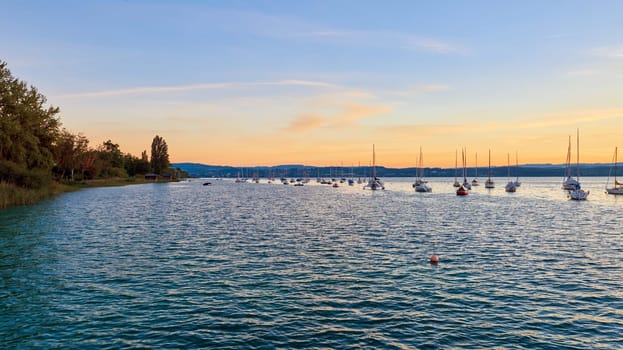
xmin=57 ymin=80 xmax=338 ymax=98
xmin=286 ymin=104 xmax=391 ymax=132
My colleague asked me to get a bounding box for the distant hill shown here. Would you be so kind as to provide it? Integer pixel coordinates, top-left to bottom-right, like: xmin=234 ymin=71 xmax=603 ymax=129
xmin=173 ymin=162 xmax=614 ymax=178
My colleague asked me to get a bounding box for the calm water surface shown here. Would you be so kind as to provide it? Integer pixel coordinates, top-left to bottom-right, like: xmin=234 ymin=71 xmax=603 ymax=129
xmin=1 ymin=177 xmax=622 ymax=348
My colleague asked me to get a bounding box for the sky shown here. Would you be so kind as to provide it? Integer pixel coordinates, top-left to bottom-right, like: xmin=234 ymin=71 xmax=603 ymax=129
xmin=2 ymin=0 xmax=623 ymax=167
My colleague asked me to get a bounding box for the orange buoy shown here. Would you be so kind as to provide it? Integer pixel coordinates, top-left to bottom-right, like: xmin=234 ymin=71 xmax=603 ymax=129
xmin=429 ymin=255 xmax=439 ymax=264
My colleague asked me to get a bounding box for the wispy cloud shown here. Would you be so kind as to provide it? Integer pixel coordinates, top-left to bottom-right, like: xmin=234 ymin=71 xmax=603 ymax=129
xmin=300 ymin=28 xmax=467 ymax=55
xmin=57 ymin=80 xmax=338 ymax=98
xmin=591 ymin=45 xmax=623 ymax=58
xmin=389 ymin=84 xmax=450 ymax=97
xmin=286 ymin=104 xmax=391 ymax=132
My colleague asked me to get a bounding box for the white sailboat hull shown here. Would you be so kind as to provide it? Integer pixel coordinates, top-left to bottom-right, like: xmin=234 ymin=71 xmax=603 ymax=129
xmin=568 ymin=189 xmax=589 ymax=200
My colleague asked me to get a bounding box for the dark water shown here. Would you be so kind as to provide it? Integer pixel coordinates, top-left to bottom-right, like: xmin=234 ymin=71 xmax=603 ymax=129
xmin=1 ymin=178 xmax=622 ymax=349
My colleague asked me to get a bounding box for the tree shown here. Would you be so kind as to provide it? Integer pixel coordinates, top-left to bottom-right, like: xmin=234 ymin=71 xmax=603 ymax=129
xmin=1 ymin=60 xmax=61 ymax=187
xmin=54 ymin=128 xmax=89 ymax=181
xmin=150 ymin=135 xmax=169 ymax=175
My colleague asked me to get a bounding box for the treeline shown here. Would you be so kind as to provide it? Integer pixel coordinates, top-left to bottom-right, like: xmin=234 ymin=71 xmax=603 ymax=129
xmin=0 ymin=60 xmax=186 ymax=192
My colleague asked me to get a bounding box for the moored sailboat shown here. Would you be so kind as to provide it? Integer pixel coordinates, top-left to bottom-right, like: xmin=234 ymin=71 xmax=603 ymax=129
xmin=485 ymin=149 xmax=495 ymax=188
xmin=471 ymin=152 xmax=480 ymax=186
xmin=413 ymin=146 xmax=432 ymax=192
xmin=567 ymin=129 xmax=589 ymax=200
xmin=562 ymin=135 xmax=579 ymax=190
xmin=606 ymin=147 xmax=623 ymax=195
xmin=363 ymin=144 xmax=385 ymax=190
xmin=505 ymin=153 xmax=517 ymax=193
xmin=453 ymin=150 xmax=461 ymax=188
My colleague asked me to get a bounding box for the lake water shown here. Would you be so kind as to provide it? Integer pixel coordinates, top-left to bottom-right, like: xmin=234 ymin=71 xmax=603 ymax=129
xmin=1 ymin=177 xmax=622 ymax=348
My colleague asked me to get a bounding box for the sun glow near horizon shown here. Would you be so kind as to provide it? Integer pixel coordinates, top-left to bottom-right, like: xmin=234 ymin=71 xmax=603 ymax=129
xmin=3 ymin=1 xmax=622 ymax=167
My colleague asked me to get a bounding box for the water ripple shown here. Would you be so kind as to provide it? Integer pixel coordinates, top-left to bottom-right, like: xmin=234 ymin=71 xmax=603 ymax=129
xmin=1 ymin=178 xmax=622 ymax=348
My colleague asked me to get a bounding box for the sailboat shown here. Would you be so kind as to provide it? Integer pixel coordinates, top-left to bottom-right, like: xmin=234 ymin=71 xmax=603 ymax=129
xmin=513 ymin=151 xmax=521 ymax=187
xmin=461 ymin=148 xmax=472 ymax=190
xmin=606 ymin=147 xmax=623 ymax=195
xmin=485 ymin=149 xmax=495 ymax=188
xmin=456 ymin=148 xmax=469 ymax=195
xmin=505 ymin=153 xmax=517 ymax=192
xmin=453 ymin=149 xmax=461 ymax=187
xmin=568 ymin=129 xmax=589 ymax=200
xmin=363 ymin=144 xmax=384 ymax=190
xmin=562 ymin=135 xmax=580 ymax=190
xmin=471 ymin=152 xmax=480 ymax=186
xmin=413 ymin=146 xmax=432 ymax=192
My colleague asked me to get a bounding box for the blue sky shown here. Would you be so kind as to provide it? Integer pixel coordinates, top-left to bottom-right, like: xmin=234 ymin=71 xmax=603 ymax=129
xmin=2 ymin=0 xmax=623 ymax=166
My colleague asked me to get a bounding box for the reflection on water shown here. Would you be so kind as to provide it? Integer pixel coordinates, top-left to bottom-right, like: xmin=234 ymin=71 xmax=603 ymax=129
xmin=1 ymin=178 xmax=622 ymax=348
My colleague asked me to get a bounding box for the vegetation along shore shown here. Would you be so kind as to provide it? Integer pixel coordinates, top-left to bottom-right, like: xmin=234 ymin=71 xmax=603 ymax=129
xmin=0 ymin=60 xmax=187 ymax=209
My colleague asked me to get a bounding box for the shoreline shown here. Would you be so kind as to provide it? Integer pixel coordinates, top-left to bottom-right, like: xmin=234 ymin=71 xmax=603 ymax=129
xmin=1 ymin=178 xmax=179 ymax=209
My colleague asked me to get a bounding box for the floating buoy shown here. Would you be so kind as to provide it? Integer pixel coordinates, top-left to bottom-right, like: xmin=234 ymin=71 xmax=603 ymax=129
xmin=429 ymin=255 xmax=439 ymax=264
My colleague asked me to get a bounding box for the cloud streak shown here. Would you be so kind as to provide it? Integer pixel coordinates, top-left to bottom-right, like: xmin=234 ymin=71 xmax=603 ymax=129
xmin=57 ymin=80 xmax=338 ymax=98
xmin=286 ymin=104 xmax=391 ymax=132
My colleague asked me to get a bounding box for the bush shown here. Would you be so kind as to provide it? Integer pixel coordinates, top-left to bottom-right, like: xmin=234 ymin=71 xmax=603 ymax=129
xmin=0 ymin=160 xmax=52 ymax=189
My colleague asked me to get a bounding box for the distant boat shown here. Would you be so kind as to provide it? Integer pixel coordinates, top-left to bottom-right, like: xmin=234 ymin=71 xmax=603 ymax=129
xmin=562 ymin=135 xmax=580 ymax=190
xmin=461 ymin=148 xmax=472 ymax=190
xmin=413 ymin=146 xmax=432 ymax=192
xmin=513 ymin=151 xmax=521 ymax=187
xmin=453 ymin=150 xmax=461 ymax=187
xmin=471 ymin=152 xmax=480 ymax=186
xmin=456 ymin=185 xmax=469 ymax=196
xmin=485 ymin=149 xmax=495 ymax=189
xmin=606 ymin=147 xmax=623 ymax=195
xmin=567 ymin=129 xmax=589 ymax=200
xmin=505 ymin=153 xmax=517 ymax=193
xmin=363 ymin=144 xmax=385 ymax=190
xmin=202 ymin=182 xmax=211 ymax=186
xmin=332 ymin=182 xmax=339 ymax=188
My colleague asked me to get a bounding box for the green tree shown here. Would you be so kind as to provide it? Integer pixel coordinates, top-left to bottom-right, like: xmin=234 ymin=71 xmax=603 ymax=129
xmin=150 ymin=135 xmax=169 ymax=175
xmin=0 ymin=60 xmax=61 ymax=187
xmin=54 ymin=128 xmax=89 ymax=181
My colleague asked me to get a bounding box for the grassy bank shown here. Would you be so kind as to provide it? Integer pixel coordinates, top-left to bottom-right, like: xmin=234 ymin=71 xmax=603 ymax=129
xmin=1 ymin=178 xmax=178 ymax=209
xmin=0 ymin=181 xmax=75 ymax=208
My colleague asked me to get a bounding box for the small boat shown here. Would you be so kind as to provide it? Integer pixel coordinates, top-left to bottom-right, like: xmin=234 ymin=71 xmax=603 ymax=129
xmin=461 ymin=148 xmax=471 ymax=190
xmin=413 ymin=146 xmax=432 ymax=192
xmin=562 ymin=135 xmax=580 ymax=190
xmin=567 ymin=129 xmax=588 ymax=200
xmin=456 ymin=185 xmax=469 ymax=196
xmin=202 ymin=182 xmax=211 ymax=186
xmin=606 ymin=147 xmax=623 ymax=195
xmin=363 ymin=144 xmax=385 ymax=190
xmin=485 ymin=149 xmax=495 ymax=189
xmin=513 ymin=151 xmax=521 ymax=187
xmin=504 ymin=153 xmax=517 ymax=192
xmin=332 ymin=182 xmax=339 ymax=188
xmin=471 ymin=152 xmax=480 ymax=186
xmin=294 ymin=182 xmax=304 ymax=186
xmin=453 ymin=150 xmax=461 ymax=187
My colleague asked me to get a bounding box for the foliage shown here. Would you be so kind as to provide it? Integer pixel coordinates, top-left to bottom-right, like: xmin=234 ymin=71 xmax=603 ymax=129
xmin=150 ymin=135 xmax=170 ymax=175
xmin=0 ymin=59 xmax=178 ymax=207
xmin=0 ymin=60 xmax=61 ymax=186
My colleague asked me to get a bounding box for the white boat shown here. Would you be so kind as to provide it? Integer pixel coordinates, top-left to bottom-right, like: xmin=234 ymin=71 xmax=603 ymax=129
xmin=606 ymin=147 xmax=623 ymax=195
xmin=505 ymin=153 xmax=517 ymax=192
xmin=413 ymin=146 xmax=432 ymax=192
xmin=471 ymin=152 xmax=480 ymax=186
xmin=485 ymin=149 xmax=495 ymax=188
xmin=562 ymin=135 xmax=580 ymax=190
xmin=363 ymin=144 xmax=385 ymax=190
xmin=567 ymin=129 xmax=589 ymax=200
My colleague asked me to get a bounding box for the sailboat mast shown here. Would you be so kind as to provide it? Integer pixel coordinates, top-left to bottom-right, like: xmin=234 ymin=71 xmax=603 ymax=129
xmin=576 ymin=129 xmax=580 ymax=182
xmin=372 ymin=144 xmax=376 ymax=178
xmin=488 ymin=149 xmax=491 ymax=180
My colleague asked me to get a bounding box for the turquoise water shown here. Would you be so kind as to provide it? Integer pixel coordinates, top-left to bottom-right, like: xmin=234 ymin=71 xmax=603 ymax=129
xmin=1 ymin=178 xmax=622 ymax=348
